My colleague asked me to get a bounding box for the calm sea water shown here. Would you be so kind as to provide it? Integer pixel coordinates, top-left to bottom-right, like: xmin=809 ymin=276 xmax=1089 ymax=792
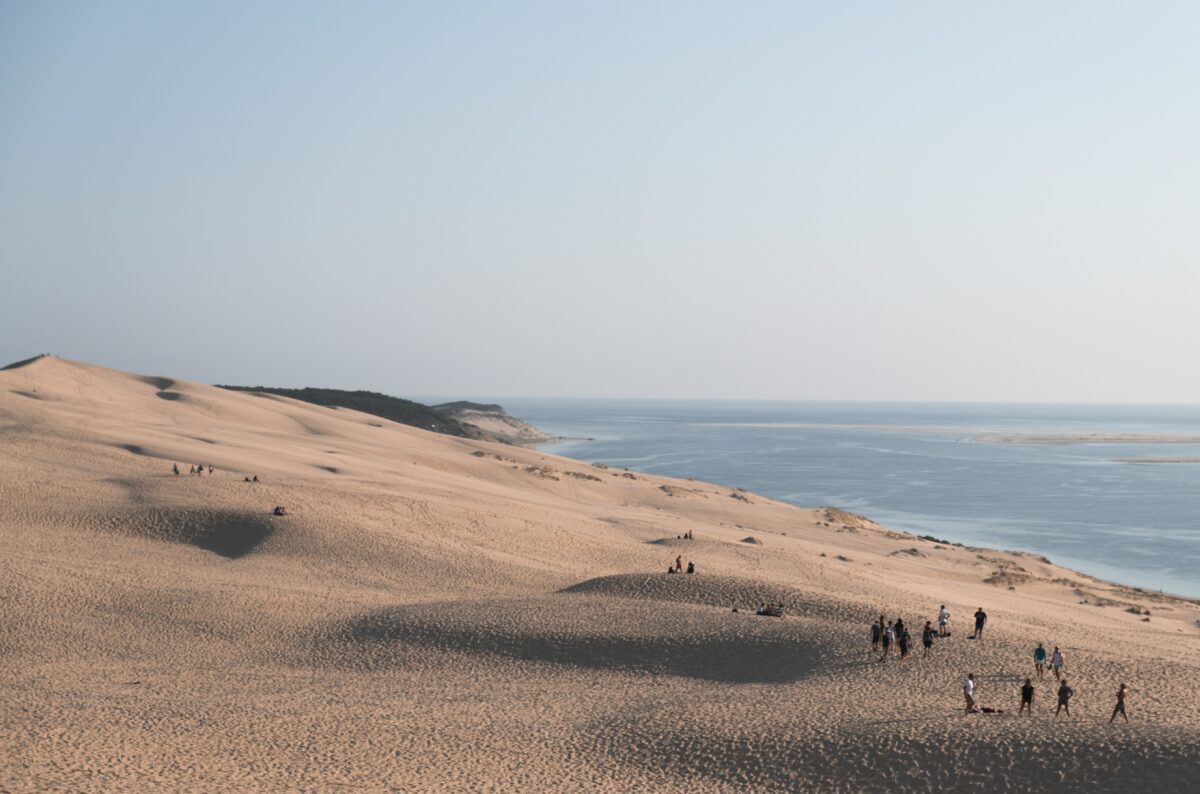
xmin=497 ymin=400 xmax=1200 ymax=599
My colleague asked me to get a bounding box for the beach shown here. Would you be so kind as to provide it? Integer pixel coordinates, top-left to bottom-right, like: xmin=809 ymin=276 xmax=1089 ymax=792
xmin=3 ymin=357 xmax=1199 ymax=791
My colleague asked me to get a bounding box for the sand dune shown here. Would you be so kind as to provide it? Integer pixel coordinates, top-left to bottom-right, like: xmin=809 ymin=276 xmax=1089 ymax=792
xmin=3 ymin=356 xmax=1199 ymax=791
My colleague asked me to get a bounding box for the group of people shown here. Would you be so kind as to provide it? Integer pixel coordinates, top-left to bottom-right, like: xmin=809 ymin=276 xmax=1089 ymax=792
xmin=873 ymin=615 xmax=940 ymax=661
xmin=173 ymin=463 xmax=213 ymax=476
xmin=676 ymin=530 xmax=695 ymax=540
xmin=969 ymin=673 xmax=1128 ymax=723
xmin=885 ymin=605 xmax=1129 ymax=722
xmin=667 ymin=555 xmax=695 ymax=574
xmin=756 ymin=602 xmax=785 ymax=617
xmin=929 ymin=604 xmax=989 ymax=639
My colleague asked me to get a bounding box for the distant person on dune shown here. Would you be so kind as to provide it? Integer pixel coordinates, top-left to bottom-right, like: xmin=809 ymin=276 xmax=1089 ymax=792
xmin=938 ymin=605 xmax=949 ymax=637
xmin=871 ymin=617 xmax=882 ymax=653
xmin=1019 ymin=678 xmax=1035 ymax=715
xmin=172 ymin=463 xmax=179 ymax=476
xmin=1034 ymin=643 xmax=1047 ymax=678
xmin=675 ymin=555 xmax=682 ymax=573
xmin=1110 ymin=684 xmax=1129 ymax=724
xmin=922 ymin=621 xmax=935 ymax=658
xmin=972 ymin=607 xmax=987 ymax=639
xmin=686 ymin=561 xmax=695 ymax=574
xmin=1055 ymin=680 xmax=1074 ymax=717
xmin=879 ymin=621 xmax=894 ymax=662
xmin=963 ymin=674 xmax=976 ymax=714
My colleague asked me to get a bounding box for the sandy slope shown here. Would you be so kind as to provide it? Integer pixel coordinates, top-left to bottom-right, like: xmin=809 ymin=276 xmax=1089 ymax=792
xmin=2 ymin=356 xmax=1198 ymax=792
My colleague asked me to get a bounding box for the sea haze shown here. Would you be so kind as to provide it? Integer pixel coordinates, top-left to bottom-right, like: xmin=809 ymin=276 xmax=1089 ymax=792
xmin=498 ymin=400 xmax=1200 ymax=599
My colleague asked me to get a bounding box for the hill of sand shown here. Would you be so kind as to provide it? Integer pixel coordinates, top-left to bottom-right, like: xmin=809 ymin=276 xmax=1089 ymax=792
xmin=3 ymin=356 xmax=1199 ymax=791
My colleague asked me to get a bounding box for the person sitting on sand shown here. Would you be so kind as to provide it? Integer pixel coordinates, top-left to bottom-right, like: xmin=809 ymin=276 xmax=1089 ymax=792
xmin=252 ymin=475 xmax=259 ymax=483
xmin=963 ymin=673 xmax=976 ymax=714
xmin=880 ymin=621 xmax=894 ymax=662
xmin=172 ymin=463 xmax=180 ymax=476
xmin=938 ymin=605 xmax=949 ymax=637
xmin=686 ymin=561 xmax=695 ymax=574
xmin=922 ymin=621 xmax=935 ymax=658
xmin=1019 ymin=677 xmax=1035 ymax=715
xmin=757 ymin=602 xmax=767 ymax=615
xmin=667 ymin=565 xmax=677 ymax=574
xmin=1055 ymin=680 xmax=1074 ymax=717
xmin=972 ymin=607 xmax=987 ymax=639
xmin=208 ymin=465 xmax=213 ymax=474
xmin=1051 ymin=647 xmax=1065 ymax=680
xmin=871 ymin=618 xmax=883 ymax=654
xmin=1110 ymin=683 xmax=1128 ymax=724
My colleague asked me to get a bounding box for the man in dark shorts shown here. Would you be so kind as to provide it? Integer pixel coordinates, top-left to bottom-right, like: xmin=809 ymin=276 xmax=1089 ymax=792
xmin=972 ymin=607 xmax=987 ymax=639
xmin=871 ymin=617 xmax=882 ymax=654
xmin=1055 ymin=680 xmax=1074 ymax=717
xmin=922 ymin=621 xmax=935 ymax=658
xmin=1034 ymin=643 xmax=1047 ymax=678
xmin=1110 ymin=683 xmax=1128 ymax=723
xmin=1019 ymin=677 xmax=1035 ymax=715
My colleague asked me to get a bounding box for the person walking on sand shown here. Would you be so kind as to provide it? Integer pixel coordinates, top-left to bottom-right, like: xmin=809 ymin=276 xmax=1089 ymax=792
xmin=1055 ymin=680 xmax=1074 ymax=718
xmin=674 ymin=555 xmax=683 ymax=573
xmin=1051 ymin=647 xmax=1065 ymax=680
xmin=938 ymin=605 xmax=950 ymax=637
xmin=899 ymin=625 xmax=911 ymax=660
xmin=1110 ymin=684 xmax=1129 ymax=724
xmin=963 ymin=674 xmax=976 ymax=714
xmin=1019 ymin=677 xmax=1035 ymax=715
xmin=972 ymin=607 xmax=987 ymax=639
xmin=1034 ymin=643 xmax=1047 ymax=678
xmin=922 ymin=621 xmax=936 ymax=658
xmin=880 ymin=621 xmax=895 ymax=663
xmin=871 ymin=617 xmax=883 ymax=654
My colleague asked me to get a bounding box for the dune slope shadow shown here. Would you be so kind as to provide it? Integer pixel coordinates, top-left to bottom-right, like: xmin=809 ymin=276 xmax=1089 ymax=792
xmin=332 ymin=596 xmax=832 ymax=684
xmin=115 ymin=507 xmax=276 ymax=558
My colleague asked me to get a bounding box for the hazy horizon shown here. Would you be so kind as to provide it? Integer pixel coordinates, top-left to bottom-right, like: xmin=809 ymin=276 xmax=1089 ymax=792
xmin=4 ymin=2 xmax=1199 ymax=403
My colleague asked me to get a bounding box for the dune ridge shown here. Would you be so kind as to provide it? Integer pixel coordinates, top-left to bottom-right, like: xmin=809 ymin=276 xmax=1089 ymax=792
xmin=3 ymin=356 xmax=1198 ymax=791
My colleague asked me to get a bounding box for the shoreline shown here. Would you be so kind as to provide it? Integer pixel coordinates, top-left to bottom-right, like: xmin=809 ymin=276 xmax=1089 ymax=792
xmin=534 ymin=437 xmax=1200 ymax=603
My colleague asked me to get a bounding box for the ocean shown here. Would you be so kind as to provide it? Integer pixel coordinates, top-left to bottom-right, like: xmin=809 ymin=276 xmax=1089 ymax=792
xmin=497 ymin=400 xmax=1200 ymax=599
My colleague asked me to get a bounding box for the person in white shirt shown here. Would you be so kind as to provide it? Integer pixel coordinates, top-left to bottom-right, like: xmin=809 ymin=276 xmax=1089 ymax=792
xmin=1051 ymin=647 xmax=1065 ymax=680
xmin=963 ymin=673 xmax=976 ymax=714
xmin=938 ymin=605 xmax=950 ymax=637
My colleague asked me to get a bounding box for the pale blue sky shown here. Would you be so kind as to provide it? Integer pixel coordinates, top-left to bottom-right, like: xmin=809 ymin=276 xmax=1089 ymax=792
xmin=2 ymin=2 xmax=1198 ymax=401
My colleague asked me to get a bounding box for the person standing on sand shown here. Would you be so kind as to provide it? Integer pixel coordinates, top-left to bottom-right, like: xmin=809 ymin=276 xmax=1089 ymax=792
xmin=922 ymin=621 xmax=935 ymax=658
xmin=1051 ymin=647 xmax=1065 ymax=680
xmin=1055 ymin=680 xmax=1074 ymax=717
xmin=1110 ymin=684 xmax=1129 ymax=724
xmin=963 ymin=674 xmax=976 ymax=714
xmin=172 ymin=463 xmax=180 ymax=476
xmin=1019 ymin=677 xmax=1035 ymax=715
xmin=972 ymin=607 xmax=987 ymax=639
xmin=938 ymin=605 xmax=949 ymax=637
xmin=880 ymin=621 xmax=894 ymax=662
xmin=871 ymin=617 xmax=882 ymax=654
xmin=1034 ymin=643 xmax=1047 ymax=678
xmin=898 ymin=625 xmax=910 ymax=659
xmin=675 ymin=555 xmax=682 ymax=573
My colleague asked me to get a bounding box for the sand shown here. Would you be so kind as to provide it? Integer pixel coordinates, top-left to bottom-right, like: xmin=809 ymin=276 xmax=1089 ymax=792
xmin=3 ymin=356 xmax=1199 ymax=792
